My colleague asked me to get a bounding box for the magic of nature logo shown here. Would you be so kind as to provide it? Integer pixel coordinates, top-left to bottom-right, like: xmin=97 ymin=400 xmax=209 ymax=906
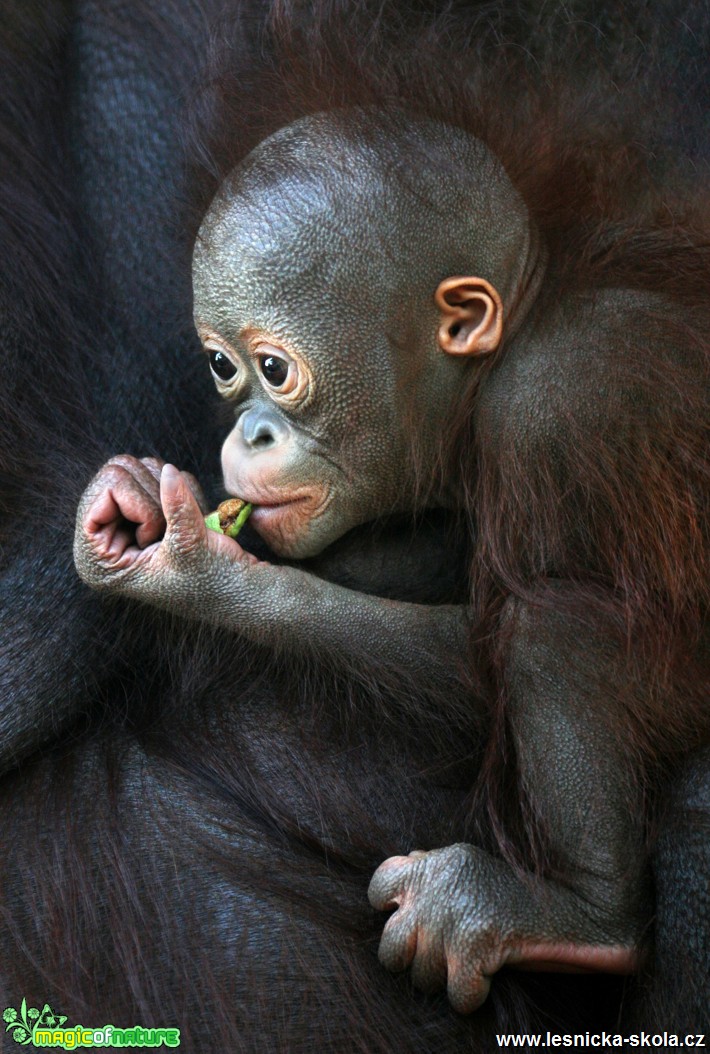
xmin=3 ymin=1000 xmax=180 ymax=1048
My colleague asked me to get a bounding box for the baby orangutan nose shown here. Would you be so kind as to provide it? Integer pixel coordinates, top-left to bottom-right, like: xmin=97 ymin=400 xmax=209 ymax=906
xmin=239 ymin=407 xmax=291 ymax=452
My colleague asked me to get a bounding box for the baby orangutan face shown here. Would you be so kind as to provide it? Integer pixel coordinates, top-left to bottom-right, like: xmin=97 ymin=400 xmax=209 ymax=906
xmin=192 ymin=129 xmax=503 ymax=559
xmin=192 ymin=242 xmax=417 ymax=559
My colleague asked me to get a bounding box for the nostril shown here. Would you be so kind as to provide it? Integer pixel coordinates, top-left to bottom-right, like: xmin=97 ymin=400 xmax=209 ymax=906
xmin=251 ymin=428 xmax=275 ymax=450
xmin=241 ymin=411 xmax=282 ymax=451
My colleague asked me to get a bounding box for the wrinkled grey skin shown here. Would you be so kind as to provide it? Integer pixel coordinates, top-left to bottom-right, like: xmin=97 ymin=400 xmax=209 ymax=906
xmin=74 ymin=113 xmax=647 ymax=1013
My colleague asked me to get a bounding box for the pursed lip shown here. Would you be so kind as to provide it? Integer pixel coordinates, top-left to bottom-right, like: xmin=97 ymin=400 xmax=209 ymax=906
xmin=245 ymin=494 xmax=310 ymax=523
xmin=249 ymin=496 xmax=308 ymax=508
xmin=222 ymin=482 xmax=330 ymax=527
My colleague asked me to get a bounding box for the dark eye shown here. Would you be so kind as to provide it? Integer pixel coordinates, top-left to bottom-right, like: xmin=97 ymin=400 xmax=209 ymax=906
xmin=259 ymin=354 xmax=289 ymax=388
xmin=209 ymin=349 xmax=238 ymax=382
xmin=252 ymin=343 xmax=302 ymax=397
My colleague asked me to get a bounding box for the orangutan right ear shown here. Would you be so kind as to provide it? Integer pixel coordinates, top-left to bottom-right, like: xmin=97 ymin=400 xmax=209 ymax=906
xmin=435 ymin=276 xmax=503 ymax=356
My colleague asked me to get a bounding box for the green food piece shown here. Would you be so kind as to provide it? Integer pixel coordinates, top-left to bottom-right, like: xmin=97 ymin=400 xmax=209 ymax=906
xmin=204 ymin=511 xmax=223 ymax=533
xmin=204 ymin=500 xmax=253 ymax=539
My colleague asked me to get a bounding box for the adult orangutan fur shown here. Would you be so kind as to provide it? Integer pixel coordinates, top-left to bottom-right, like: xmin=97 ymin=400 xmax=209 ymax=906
xmin=0 ymin=0 xmax=708 ymax=1049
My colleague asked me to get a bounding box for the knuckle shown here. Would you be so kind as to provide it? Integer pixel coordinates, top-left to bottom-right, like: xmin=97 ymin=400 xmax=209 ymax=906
xmin=368 ymin=887 xmax=394 ymax=912
xmin=106 ymin=453 xmax=139 ymax=472
xmin=438 ymin=843 xmax=473 ymax=874
xmin=86 ymin=463 xmax=125 ymax=500
xmin=141 ymin=457 xmax=165 ymax=481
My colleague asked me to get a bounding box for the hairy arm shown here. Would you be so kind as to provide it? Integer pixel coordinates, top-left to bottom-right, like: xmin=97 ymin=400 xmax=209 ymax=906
xmin=368 ymin=593 xmax=650 ymax=1011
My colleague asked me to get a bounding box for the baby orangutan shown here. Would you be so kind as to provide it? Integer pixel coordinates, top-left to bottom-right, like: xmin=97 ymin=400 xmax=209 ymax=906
xmin=75 ymin=111 xmax=707 ymax=1012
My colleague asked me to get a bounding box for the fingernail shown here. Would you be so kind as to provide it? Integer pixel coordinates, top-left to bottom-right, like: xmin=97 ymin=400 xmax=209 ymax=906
xmin=162 ymin=463 xmax=179 ymax=482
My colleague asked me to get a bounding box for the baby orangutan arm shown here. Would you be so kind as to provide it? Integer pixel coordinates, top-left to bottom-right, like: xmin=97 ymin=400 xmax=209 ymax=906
xmin=369 ymin=596 xmax=649 ymax=1012
xmin=73 ymin=455 xmax=469 ymax=687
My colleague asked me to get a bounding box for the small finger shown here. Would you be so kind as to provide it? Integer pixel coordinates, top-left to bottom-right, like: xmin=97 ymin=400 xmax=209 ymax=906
xmin=139 ymin=457 xmax=166 ymax=485
xmin=161 ymin=464 xmax=207 ymax=561
xmin=447 ymin=954 xmax=491 ymax=1014
xmin=107 ymin=455 xmax=162 ymax=506
xmin=368 ymin=855 xmax=416 ymax=910
xmin=82 ymin=488 xmax=132 ymax=561
xmin=378 ymin=909 xmax=418 ymax=973
xmin=410 ymin=933 xmax=447 ymax=993
xmin=81 ymin=466 xmax=164 ymax=559
xmin=105 ymin=458 xmax=164 ymax=547
xmin=86 ymin=466 xmax=163 ymax=533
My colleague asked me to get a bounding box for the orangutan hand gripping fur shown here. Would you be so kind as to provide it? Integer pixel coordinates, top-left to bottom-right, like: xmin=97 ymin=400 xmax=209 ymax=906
xmin=74 ymin=112 xmax=707 ymax=1013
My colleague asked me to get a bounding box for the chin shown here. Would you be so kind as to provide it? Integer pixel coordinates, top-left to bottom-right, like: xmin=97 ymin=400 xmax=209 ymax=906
xmin=249 ymin=502 xmax=341 ymax=559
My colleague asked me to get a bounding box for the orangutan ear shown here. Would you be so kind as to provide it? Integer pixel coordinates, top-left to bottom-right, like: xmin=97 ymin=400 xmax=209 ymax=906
xmin=435 ymin=276 xmax=503 ymax=356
